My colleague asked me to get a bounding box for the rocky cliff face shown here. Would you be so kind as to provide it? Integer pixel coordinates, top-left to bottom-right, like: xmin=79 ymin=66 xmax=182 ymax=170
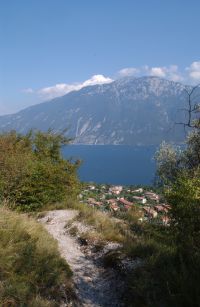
xmin=0 ymin=76 xmax=190 ymax=145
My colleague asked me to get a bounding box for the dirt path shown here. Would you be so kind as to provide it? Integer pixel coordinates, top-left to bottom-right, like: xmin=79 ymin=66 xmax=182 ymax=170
xmin=39 ymin=210 xmax=124 ymax=307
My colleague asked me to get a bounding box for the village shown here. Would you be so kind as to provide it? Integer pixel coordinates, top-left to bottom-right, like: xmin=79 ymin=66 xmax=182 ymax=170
xmin=79 ymin=183 xmax=171 ymax=225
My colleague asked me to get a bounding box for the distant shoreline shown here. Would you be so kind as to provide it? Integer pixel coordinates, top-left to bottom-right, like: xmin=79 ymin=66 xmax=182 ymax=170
xmin=69 ymin=142 xmax=183 ymax=147
xmin=69 ymin=143 xmax=159 ymax=147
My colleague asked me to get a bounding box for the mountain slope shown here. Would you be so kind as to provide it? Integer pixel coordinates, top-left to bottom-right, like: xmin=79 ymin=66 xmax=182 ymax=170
xmin=0 ymin=77 xmax=190 ymax=145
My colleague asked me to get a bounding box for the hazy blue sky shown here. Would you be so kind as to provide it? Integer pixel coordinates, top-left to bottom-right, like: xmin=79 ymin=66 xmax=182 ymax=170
xmin=1 ymin=0 xmax=200 ymax=114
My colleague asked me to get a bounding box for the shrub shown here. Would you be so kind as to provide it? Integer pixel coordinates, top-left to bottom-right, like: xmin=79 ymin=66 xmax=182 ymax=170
xmin=124 ymin=170 xmax=200 ymax=306
xmin=0 ymin=130 xmax=80 ymax=211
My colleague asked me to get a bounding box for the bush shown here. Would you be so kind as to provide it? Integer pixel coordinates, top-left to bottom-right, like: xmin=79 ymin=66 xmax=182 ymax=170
xmin=0 ymin=130 xmax=80 ymax=211
xmin=125 ymin=170 xmax=200 ymax=306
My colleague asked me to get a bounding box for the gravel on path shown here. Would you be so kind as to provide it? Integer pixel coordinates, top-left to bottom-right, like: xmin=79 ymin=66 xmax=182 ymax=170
xmin=39 ymin=210 xmax=124 ymax=307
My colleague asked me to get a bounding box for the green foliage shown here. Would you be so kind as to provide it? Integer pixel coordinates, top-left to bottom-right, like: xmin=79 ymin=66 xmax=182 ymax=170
xmin=0 ymin=130 xmax=80 ymax=211
xmin=184 ymin=129 xmax=200 ymax=168
xmin=166 ymin=169 xmax=200 ymax=243
xmin=128 ymin=170 xmax=200 ymax=307
xmin=155 ymin=130 xmax=200 ymax=187
xmin=155 ymin=141 xmax=182 ymax=186
xmin=0 ymin=208 xmax=74 ymax=306
xmin=129 ymin=96 xmax=200 ymax=306
xmin=129 ymin=121 xmax=199 ymax=305
xmin=165 ymin=170 xmax=200 ymax=306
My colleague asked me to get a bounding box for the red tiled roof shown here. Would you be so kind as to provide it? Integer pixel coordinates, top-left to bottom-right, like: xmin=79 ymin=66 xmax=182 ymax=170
xmin=143 ymin=206 xmax=158 ymax=217
xmin=161 ymin=216 xmax=170 ymax=225
xmin=162 ymin=204 xmax=171 ymax=210
xmin=154 ymin=205 xmax=168 ymax=213
xmin=110 ymin=204 xmax=119 ymax=211
xmin=107 ymin=199 xmax=117 ymax=204
xmin=119 ymin=198 xmax=132 ymax=206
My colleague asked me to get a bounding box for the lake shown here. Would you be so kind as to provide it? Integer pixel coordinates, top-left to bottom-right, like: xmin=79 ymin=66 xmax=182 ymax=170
xmin=62 ymin=145 xmax=157 ymax=186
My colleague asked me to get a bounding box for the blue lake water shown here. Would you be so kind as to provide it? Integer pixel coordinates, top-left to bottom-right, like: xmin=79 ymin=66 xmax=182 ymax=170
xmin=62 ymin=145 xmax=157 ymax=186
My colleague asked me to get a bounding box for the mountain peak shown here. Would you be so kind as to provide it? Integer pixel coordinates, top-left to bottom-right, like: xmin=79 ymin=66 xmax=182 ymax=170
xmin=0 ymin=77 xmax=188 ymax=145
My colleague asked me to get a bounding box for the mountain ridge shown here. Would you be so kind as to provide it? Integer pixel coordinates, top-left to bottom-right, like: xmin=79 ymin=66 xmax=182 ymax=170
xmin=0 ymin=76 xmax=191 ymax=145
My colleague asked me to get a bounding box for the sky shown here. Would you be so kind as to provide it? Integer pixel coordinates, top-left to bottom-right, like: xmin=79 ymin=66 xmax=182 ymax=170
xmin=0 ymin=0 xmax=200 ymax=115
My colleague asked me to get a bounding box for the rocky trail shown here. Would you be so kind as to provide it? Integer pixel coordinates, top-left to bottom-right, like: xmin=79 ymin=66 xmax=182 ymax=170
xmin=39 ymin=210 xmax=124 ymax=307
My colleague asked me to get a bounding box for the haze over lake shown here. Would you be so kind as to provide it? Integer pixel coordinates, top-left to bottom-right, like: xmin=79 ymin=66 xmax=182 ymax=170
xmin=63 ymin=145 xmax=157 ymax=185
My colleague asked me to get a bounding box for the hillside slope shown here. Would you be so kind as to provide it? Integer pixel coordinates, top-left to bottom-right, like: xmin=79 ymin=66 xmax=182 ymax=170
xmin=0 ymin=208 xmax=74 ymax=306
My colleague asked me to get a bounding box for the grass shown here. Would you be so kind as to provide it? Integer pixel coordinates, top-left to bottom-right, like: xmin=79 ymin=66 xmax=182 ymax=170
xmin=38 ymin=199 xmax=133 ymax=244
xmin=31 ymin=197 xmax=141 ymax=243
xmin=34 ymin=199 xmax=180 ymax=305
xmin=1 ymin=199 xmax=188 ymax=306
xmin=69 ymin=201 xmax=134 ymax=243
xmin=75 ymin=206 xmax=127 ymax=242
xmin=0 ymin=207 xmax=75 ymax=306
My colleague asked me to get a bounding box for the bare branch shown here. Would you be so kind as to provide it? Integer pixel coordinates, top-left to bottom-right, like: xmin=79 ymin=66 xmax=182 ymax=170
xmin=178 ymin=84 xmax=200 ymax=130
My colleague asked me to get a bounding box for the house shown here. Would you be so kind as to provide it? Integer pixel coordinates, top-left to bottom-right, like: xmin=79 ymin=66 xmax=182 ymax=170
xmin=143 ymin=206 xmax=158 ymax=218
xmin=87 ymin=198 xmax=102 ymax=207
xmin=132 ymin=196 xmax=147 ymax=204
xmin=87 ymin=198 xmax=96 ymax=204
xmin=161 ymin=216 xmax=170 ymax=225
xmin=109 ymin=186 xmax=123 ymax=195
xmin=107 ymin=199 xmax=118 ymax=205
xmin=154 ymin=205 xmax=168 ymax=213
xmin=119 ymin=198 xmax=133 ymax=207
xmin=145 ymin=192 xmax=160 ymax=202
xmin=162 ymin=204 xmax=171 ymax=210
xmin=88 ymin=185 xmax=96 ymax=190
xmin=110 ymin=204 xmax=119 ymax=211
xmin=132 ymin=188 xmax=143 ymax=193
xmin=94 ymin=201 xmax=103 ymax=206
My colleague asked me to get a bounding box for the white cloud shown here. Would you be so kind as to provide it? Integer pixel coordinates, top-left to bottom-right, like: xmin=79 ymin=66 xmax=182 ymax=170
xmin=117 ymin=65 xmax=183 ymax=82
xmin=38 ymin=74 xmax=113 ymax=99
xmin=186 ymin=61 xmax=200 ymax=81
xmin=164 ymin=65 xmax=183 ymax=82
xmin=167 ymin=65 xmax=183 ymax=82
xmin=144 ymin=65 xmax=183 ymax=82
xmin=82 ymin=75 xmax=113 ymax=86
xmin=118 ymin=67 xmax=140 ymax=77
xmin=149 ymin=67 xmax=166 ymax=78
xmin=21 ymin=61 xmax=200 ymax=102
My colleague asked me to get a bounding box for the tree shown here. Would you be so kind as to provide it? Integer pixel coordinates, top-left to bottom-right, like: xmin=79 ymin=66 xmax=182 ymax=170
xmin=155 ymin=141 xmax=182 ymax=185
xmin=0 ymin=130 xmax=80 ymax=211
xmin=155 ymin=85 xmax=200 ymax=185
xmin=152 ymin=86 xmax=200 ymax=306
xmin=176 ymin=85 xmax=200 ymax=130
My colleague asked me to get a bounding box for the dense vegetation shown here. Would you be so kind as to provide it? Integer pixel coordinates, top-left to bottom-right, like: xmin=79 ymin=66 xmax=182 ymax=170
xmin=0 ymin=130 xmax=80 ymax=211
xmin=0 ymin=130 xmax=80 ymax=306
xmin=124 ymin=89 xmax=200 ymax=306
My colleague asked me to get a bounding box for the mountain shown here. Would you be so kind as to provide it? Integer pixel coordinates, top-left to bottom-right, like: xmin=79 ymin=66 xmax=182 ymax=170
xmin=0 ymin=76 xmax=191 ymax=145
